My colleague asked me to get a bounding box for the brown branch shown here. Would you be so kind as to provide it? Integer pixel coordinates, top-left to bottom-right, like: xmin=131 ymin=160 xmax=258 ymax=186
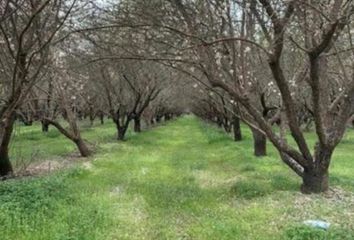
xmin=44 ymin=118 xmax=75 ymax=141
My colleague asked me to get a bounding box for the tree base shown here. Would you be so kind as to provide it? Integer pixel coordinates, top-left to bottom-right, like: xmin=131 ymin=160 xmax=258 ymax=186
xmin=0 ymin=151 xmax=13 ymax=177
xmin=134 ymin=118 xmax=141 ymax=132
xmin=117 ymin=127 xmax=128 ymax=141
xmin=75 ymin=139 xmax=91 ymax=157
xmin=301 ymin=171 xmax=329 ymax=194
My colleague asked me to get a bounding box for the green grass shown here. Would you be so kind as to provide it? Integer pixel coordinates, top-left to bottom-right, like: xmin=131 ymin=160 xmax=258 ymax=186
xmin=1 ymin=116 xmax=354 ymax=239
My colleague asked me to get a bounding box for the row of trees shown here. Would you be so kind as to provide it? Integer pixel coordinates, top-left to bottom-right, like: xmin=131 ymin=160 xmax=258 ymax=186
xmin=101 ymin=0 xmax=354 ymax=193
xmin=1 ymin=0 xmax=354 ymax=194
xmin=0 ymin=0 xmax=185 ymax=178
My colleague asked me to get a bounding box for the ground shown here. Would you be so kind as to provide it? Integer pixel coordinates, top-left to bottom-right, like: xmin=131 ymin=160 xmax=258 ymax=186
xmin=1 ymin=116 xmax=354 ymax=239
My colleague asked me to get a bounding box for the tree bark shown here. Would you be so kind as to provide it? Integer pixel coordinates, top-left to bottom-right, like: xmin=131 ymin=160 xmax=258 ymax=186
xmin=216 ymin=116 xmax=223 ymax=127
xmin=301 ymin=169 xmax=329 ymax=193
xmin=100 ymin=113 xmax=104 ymax=125
xmin=232 ymin=117 xmax=242 ymax=141
xmin=117 ymin=126 xmax=128 ymax=141
xmin=251 ymin=128 xmax=267 ymax=157
xmin=134 ymin=117 xmax=141 ymax=132
xmin=74 ymin=138 xmax=91 ymax=157
xmin=41 ymin=120 xmax=49 ymax=132
xmin=0 ymin=115 xmax=15 ymax=177
xmin=0 ymin=147 xmax=12 ymax=177
xmin=301 ymin=145 xmax=332 ymax=193
xmin=45 ymin=118 xmax=91 ymax=157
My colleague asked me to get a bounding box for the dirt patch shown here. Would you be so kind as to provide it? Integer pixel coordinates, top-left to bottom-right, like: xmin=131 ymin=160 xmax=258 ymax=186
xmin=15 ymin=155 xmax=92 ymax=177
xmin=293 ymin=186 xmax=354 ymax=206
xmin=284 ymin=186 xmax=354 ymax=227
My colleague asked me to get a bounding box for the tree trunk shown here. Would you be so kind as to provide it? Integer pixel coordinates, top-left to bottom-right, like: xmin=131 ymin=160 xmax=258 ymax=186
xmin=45 ymin=118 xmax=91 ymax=158
xmin=117 ymin=127 xmax=128 ymax=141
xmin=301 ymin=145 xmax=332 ymax=193
xmin=0 ymin=147 xmax=12 ymax=177
xmin=41 ymin=120 xmax=49 ymax=132
xmin=301 ymin=169 xmax=329 ymax=193
xmin=134 ymin=117 xmax=141 ymax=132
xmin=216 ymin=116 xmax=223 ymax=127
xmin=100 ymin=113 xmax=104 ymax=125
xmin=165 ymin=114 xmax=171 ymax=121
xmin=74 ymin=138 xmax=91 ymax=157
xmin=0 ymin=115 xmax=15 ymax=177
xmin=89 ymin=117 xmax=94 ymax=127
xmin=224 ymin=120 xmax=231 ymax=133
xmin=232 ymin=117 xmax=242 ymax=141
xmin=251 ymin=128 xmax=267 ymax=157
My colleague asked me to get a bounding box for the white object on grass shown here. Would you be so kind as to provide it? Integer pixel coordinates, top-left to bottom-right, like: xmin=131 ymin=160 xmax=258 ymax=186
xmin=303 ymin=220 xmax=330 ymax=230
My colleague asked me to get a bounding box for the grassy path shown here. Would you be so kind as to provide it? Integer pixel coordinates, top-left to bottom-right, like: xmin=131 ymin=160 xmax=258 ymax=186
xmin=1 ymin=116 xmax=354 ymax=239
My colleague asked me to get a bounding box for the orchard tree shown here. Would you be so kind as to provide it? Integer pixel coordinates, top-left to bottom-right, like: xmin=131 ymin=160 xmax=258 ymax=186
xmin=43 ymin=73 xmax=92 ymax=157
xmin=0 ymin=0 xmax=77 ymax=177
xmin=92 ymin=61 xmax=162 ymax=140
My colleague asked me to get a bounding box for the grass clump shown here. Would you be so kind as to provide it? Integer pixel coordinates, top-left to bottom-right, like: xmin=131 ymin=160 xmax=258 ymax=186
xmin=0 ymin=174 xmax=71 ymax=213
xmin=231 ymin=180 xmax=272 ymax=199
xmin=285 ymin=225 xmax=354 ymax=240
xmin=270 ymin=173 xmax=299 ymax=191
xmin=0 ymin=170 xmax=113 ymax=240
xmin=239 ymin=164 xmax=256 ymax=172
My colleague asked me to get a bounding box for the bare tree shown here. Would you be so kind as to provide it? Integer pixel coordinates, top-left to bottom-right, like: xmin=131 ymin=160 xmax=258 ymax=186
xmin=43 ymin=73 xmax=91 ymax=157
xmin=95 ymin=61 xmax=162 ymax=140
xmin=0 ymin=0 xmax=77 ymax=177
